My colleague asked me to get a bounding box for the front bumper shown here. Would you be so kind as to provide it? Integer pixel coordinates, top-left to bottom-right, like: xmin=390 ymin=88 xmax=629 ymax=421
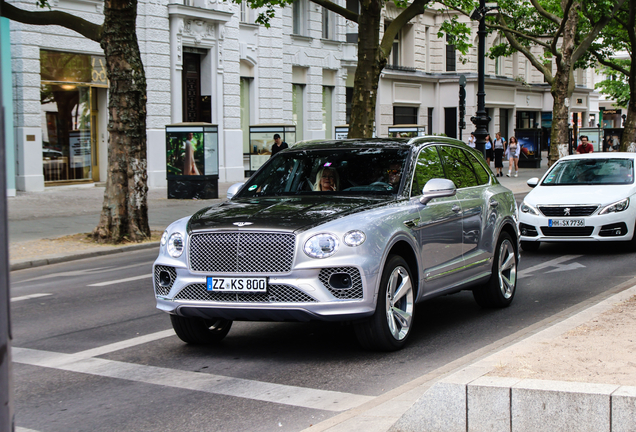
xmin=152 ymin=258 xmax=380 ymax=322
xmin=519 ymin=212 xmax=635 ymax=242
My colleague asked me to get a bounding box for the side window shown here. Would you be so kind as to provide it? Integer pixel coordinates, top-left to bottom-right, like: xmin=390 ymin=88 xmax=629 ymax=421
xmin=411 ymin=146 xmax=445 ymax=196
xmin=438 ymin=145 xmax=479 ymax=189
xmin=463 ymin=150 xmax=491 ymax=185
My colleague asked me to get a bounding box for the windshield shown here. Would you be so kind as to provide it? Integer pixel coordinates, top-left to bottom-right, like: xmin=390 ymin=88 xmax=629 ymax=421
xmin=236 ymin=148 xmax=411 ymax=198
xmin=542 ymin=158 xmax=634 ymax=186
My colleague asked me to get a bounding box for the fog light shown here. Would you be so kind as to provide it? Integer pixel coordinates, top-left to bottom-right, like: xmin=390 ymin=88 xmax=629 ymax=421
xmin=159 ymin=271 xmax=172 ymax=287
xmin=329 ymin=273 xmax=352 ymax=289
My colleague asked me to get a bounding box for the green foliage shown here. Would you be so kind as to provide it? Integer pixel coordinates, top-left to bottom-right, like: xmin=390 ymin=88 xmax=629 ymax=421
xmin=438 ymin=18 xmax=473 ymax=56
xmin=595 ymin=65 xmax=630 ymax=107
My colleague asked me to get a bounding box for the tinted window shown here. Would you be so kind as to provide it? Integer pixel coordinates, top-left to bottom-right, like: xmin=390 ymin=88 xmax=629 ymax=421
xmin=237 ymin=148 xmax=410 ymax=197
xmin=411 ymin=146 xmax=445 ymax=196
xmin=438 ymin=145 xmax=479 ymax=189
xmin=463 ymin=150 xmax=491 ymax=185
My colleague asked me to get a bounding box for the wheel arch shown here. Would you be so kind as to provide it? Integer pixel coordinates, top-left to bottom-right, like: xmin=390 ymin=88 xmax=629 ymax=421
xmin=497 ymin=219 xmax=520 ymax=259
xmin=386 ymin=239 xmax=420 ymax=299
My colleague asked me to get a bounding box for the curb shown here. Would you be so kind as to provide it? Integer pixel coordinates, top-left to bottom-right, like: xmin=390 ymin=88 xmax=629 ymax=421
xmin=10 ymin=241 xmax=160 ymax=271
xmin=390 ymin=282 xmax=636 ymax=432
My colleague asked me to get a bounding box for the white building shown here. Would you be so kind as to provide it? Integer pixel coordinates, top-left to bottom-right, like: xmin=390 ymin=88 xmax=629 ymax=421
xmin=7 ymin=0 xmax=601 ymax=192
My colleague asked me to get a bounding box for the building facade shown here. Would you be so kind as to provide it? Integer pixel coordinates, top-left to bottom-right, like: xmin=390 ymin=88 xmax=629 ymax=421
xmin=6 ymin=0 xmax=601 ymax=192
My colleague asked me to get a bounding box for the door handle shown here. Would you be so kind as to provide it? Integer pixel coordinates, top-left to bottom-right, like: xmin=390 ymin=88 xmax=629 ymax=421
xmin=451 ymin=205 xmax=461 ymax=213
xmin=489 ymin=200 xmax=499 ymax=208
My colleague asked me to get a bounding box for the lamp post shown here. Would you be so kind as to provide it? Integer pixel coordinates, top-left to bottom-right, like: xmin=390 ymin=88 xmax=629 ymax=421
xmin=470 ymin=0 xmax=498 ymax=157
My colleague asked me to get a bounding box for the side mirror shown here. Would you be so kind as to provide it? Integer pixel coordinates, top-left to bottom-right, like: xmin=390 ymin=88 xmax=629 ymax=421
xmin=419 ymin=178 xmax=457 ymax=205
xmin=226 ymin=182 xmax=245 ymax=199
xmin=527 ymin=177 xmax=539 ymax=188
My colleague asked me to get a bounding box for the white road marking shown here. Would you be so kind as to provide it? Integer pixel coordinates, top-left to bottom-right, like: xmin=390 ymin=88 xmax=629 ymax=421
xmin=17 ymin=261 xmax=155 ymax=284
xmin=88 ymin=274 xmax=152 ymax=287
xmin=16 ymin=427 xmax=41 ymax=432
xmin=518 ymin=255 xmax=583 ymax=279
xmin=11 ymin=293 xmax=52 ymax=302
xmin=12 ymin=346 xmax=374 ymax=412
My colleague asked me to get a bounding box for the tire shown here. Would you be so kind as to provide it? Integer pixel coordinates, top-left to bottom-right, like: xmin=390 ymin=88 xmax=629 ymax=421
xmin=354 ymin=255 xmax=415 ymax=351
xmin=520 ymin=240 xmax=540 ymax=252
xmin=626 ymin=222 xmax=636 ymax=252
xmin=170 ymin=315 xmax=233 ymax=344
xmin=473 ymin=232 xmax=518 ymax=308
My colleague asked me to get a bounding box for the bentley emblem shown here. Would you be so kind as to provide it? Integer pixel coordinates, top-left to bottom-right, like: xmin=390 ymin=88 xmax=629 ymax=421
xmin=233 ymin=222 xmax=253 ymax=227
xmin=563 ymin=208 xmax=571 ymax=216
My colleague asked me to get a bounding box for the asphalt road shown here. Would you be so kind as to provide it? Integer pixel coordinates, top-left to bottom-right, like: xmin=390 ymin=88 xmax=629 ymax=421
xmin=10 ymin=241 xmax=636 ymax=432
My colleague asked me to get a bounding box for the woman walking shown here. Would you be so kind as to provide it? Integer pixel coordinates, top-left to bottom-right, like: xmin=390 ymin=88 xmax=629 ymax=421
xmin=506 ymin=136 xmax=521 ymax=177
xmin=485 ymin=134 xmax=493 ymax=167
xmin=493 ymin=132 xmax=506 ymax=177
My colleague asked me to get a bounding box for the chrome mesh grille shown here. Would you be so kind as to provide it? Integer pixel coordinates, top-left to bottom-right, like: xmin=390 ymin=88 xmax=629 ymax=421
xmin=154 ymin=265 xmax=176 ymax=296
xmin=189 ymin=232 xmax=295 ymax=273
xmin=174 ymin=283 xmax=317 ymax=303
xmin=538 ymin=205 xmax=598 ymax=217
xmin=318 ymin=267 xmax=364 ymax=300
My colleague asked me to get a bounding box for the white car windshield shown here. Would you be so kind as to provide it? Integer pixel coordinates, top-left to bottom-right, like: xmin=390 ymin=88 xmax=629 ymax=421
xmin=236 ymin=148 xmax=411 ymax=197
xmin=542 ymin=158 xmax=634 ymax=186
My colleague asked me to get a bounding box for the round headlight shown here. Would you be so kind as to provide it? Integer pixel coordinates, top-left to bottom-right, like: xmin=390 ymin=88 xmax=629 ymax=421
xmin=344 ymin=230 xmax=366 ymax=247
xmin=167 ymin=232 xmax=184 ymax=258
xmin=160 ymin=230 xmax=169 ymax=246
xmin=304 ymin=234 xmax=339 ymax=259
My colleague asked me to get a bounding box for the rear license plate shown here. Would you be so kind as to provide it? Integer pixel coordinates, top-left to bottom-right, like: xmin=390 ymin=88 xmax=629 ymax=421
xmin=548 ymin=219 xmax=585 ymax=227
xmin=206 ymin=277 xmax=267 ymax=293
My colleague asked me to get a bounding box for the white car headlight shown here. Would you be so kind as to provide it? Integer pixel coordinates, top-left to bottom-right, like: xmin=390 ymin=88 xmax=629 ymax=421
xmin=160 ymin=230 xmax=169 ymax=246
xmin=304 ymin=234 xmax=339 ymax=258
xmin=167 ymin=232 xmax=184 ymax=258
xmin=520 ymin=201 xmax=539 ymax=216
xmin=344 ymin=230 xmax=366 ymax=247
xmin=599 ymin=198 xmax=630 ymax=215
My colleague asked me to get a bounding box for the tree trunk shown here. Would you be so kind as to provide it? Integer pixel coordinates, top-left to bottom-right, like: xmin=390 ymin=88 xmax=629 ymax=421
xmin=348 ymin=0 xmax=384 ymax=139
xmin=548 ymin=2 xmax=579 ymax=166
xmin=621 ymin=57 xmax=636 ymax=151
xmin=92 ymin=0 xmax=150 ymax=243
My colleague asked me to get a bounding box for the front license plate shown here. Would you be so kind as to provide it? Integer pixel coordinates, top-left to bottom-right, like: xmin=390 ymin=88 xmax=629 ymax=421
xmin=206 ymin=277 xmax=267 ymax=293
xmin=548 ymin=219 xmax=585 ymax=227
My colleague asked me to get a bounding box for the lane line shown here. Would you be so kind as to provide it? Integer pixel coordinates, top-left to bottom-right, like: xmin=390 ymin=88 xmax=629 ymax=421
xmin=16 ymin=261 xmax=155 ymax=284
xmin=518 ymin=255 xmax=583 ymax=279
xmin=11 ymin=293 xmax=52 ymax=303
xmin=16 ymin=428 xmax=41 ymax=432
xmin=88 ymin=274 xmax=152 ymax=287
xmin=12 ymin=347 xmax=374 ymax=412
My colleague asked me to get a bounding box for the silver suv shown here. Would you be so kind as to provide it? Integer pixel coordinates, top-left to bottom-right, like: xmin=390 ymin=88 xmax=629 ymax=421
xmin=153 ymin=137 xmax=519 ymax=351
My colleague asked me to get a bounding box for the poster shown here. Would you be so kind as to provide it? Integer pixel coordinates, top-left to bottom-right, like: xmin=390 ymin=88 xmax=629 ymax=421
xmin=166 ymin=131 xmax=204 ymax=176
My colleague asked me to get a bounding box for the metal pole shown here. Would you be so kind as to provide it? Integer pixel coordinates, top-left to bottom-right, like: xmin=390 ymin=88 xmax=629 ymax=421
xmin=471 ymin=0 xmax=491 ymax=157
xmin=0 ymin=3 xmax=15 ymax=429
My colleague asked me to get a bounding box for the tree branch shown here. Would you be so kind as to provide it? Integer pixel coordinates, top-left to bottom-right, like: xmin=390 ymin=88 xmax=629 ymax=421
xmin=380 ymin=0 xmax=430 ymax=56
xmin=309 ymin=0 xmax=358 ymax=23
xmin=486 ymin=22 xmax=551 ymax=50
xmin=497 ymin=13 xmax=552 ymax=84
xmin=572 ymin=0 xmax=628 ymax=62
xmin=529 ymin=0 xmax=563 ymax=25
xmin=590 ymin=49 xmax=630 ymax=76
xmin=550 ymin=0 xmax=573 ymax=55
xmin=0 ymin=0 xmax=103 ymax=42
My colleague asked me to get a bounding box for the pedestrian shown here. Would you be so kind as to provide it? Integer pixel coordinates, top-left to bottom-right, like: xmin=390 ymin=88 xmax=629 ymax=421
xmin=603 ymin=135 xmax=613 ymax=152
xmin=493 ymin=132 xmax=506 ymax=177
xmin=485 ymin=134 xmax=493 ymax=166
xmin=467 ymin=132 xmax=476 ymax=148
xmin=576 ymin=135 xmax=594 ymax=154
xmin=270 ymin=134 xmax=288 ymax=157
xmin=505 ymin=136 xmax=521 ymax=177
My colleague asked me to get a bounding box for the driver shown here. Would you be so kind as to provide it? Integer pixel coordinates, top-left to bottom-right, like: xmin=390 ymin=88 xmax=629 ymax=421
xmin=387 ymin=163 xmax=402 ymax=189
xmin=313 ymin=166 xmax=339 ymax=191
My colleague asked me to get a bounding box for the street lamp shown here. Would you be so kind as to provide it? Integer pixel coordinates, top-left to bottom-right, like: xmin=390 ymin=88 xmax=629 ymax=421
xmin=470 ymin=1 xmax=498 ymax=156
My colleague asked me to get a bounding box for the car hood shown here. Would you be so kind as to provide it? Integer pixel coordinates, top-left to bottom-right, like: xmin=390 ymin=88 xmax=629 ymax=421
xmin=527 ymin=184 xmax=636 ymax=206
xmin=187 ymin=196 xmax=393 ymax=232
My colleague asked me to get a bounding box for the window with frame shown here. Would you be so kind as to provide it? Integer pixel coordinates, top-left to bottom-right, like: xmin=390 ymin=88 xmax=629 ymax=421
xmin=293 ymin=84 xmax=305 ymax=140
xmin=394 ymin=106 xmax=418 ymax=125
xmin=322 ymin=86 xmax=334 ymax=139
xmin=346 ymin=0 xmax=358 ymax=43
xmin=240 ymin=77 xmax=252 ymax=154
xmin=293 ymin=0 xmax=308 ymax=36
xmin=240 ymin=2 xmax=254 ymax=23
xmin=446 ymin=34 xmax=456 ymax=72
xmin=385 ymin=22 xmax=400 ymax=66
xmin=322 ymin=7 xmax=336 ymax=39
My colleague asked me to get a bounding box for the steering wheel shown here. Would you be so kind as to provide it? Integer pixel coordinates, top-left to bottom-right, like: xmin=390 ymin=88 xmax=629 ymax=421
xmin=370 ymin=182 xmax=394 ymax=190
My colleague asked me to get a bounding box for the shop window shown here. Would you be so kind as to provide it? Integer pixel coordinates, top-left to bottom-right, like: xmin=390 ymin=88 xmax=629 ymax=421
xmin=40 ymin=50 xmax=107 ymax=183
xmin=517 ymin=111 xmax=537 ymax=129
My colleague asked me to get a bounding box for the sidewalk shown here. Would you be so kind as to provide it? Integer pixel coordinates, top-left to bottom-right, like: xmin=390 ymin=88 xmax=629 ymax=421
xmin=10 ymin=156 xmax=636 ymax=431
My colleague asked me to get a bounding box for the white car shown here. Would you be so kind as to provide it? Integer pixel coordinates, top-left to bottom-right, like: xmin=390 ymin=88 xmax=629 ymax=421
xmin=519 ymin=153 xmax=636 ymax=252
